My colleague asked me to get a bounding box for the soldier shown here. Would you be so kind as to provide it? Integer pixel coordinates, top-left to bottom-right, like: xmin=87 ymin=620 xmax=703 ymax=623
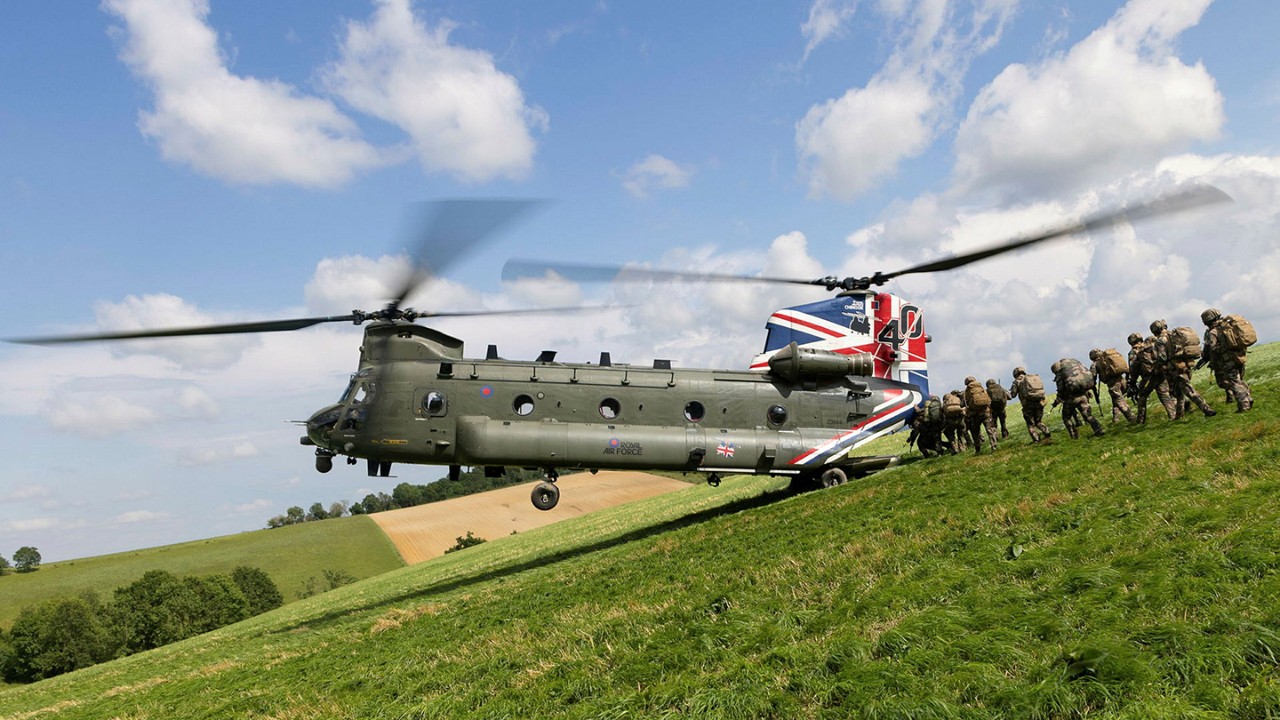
xmin=1050 ymin=358 xmax=1105 ymax=438
xmin=1152 ymin=319 xmax=1216 ymax=419
xmin=1009 ymin=367 xmax=1051 ymax=443
xmin=1198 ymin=308 xmax=1254 ymax=412
xmin=1127 ymin=331 xmax=1176 ymax=424
xmin=985 ymin=378 xmax=1010 ymax=438
xmin=962 ymin=376 xmax=998 ymax=453
xmin=1088 ymin=348 xmax=1136 ymax=423
xmin=906 ymin=395 xmax=946 ymax=457
xmin=941 ymin=389 xmax=967 ymax=454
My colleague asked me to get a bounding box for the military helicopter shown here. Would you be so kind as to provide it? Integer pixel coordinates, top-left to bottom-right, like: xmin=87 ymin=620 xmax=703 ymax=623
xmin=10 ymin=188 xmax=1228 ymax=511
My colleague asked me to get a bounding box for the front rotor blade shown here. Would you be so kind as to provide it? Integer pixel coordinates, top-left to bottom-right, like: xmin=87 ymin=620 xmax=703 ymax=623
xmin=878 ymin=184 xmax=1232 ymax=283
xmin=7 ymin=314 xmax=361 ymax=345
xmin=390 ymin=199 xmax=544 ymax=310
xmin=420 ymin=305 xmax=624 ymax=319
xmin=502 ymin=259 xmax=826 ymax=287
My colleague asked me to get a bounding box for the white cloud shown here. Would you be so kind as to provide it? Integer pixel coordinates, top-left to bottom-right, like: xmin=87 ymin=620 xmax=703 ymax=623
xmin=954 ymin=0 xmax=1223 ymax=199
xmin=92 ymin=293 xmax=259 ymax=370
xmin=180 ymin=440 xmax=259 ymax=467
xmin=322 ymin=0 xmax=546 ymax=183
xmin=801 ymin=0 xmax=859 ymax=60
xmin=619 ymin=154 xmax=694 ymax=198
xmin=112 ymin=510 xmax=171 ymax=525
xmin=46 ymin=393 xmax=158 ymax=437
xmin=232 ymin=498 xmax=273 ymax=515
xmin=797 ymin=0 xmax=1016 ymax=200
xmin=103 ymin=0 xmax=387 ymax=187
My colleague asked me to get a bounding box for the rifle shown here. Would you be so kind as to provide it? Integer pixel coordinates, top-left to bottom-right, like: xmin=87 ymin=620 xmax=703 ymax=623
xmin=1195 ymin=355 xmax=1210 ymax=371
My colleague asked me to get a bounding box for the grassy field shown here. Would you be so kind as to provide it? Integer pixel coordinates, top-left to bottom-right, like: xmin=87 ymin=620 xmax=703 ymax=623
xmin=1 ymin=344 xmax=1277 ymax=719
xmin=0 ymin=514 xmax=404 ymax=630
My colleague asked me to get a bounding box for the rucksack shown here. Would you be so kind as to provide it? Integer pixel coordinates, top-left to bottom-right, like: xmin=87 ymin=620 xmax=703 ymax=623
xmin=986 ymin=382 xmax=1010 ymax=407
xmin=1020 ymin=374 xmax=1046 ymax=401
xmin=1094 ymin=348 xmax=1129 ymax=379
xmin=965 ymin=384 xmax=991 ymax=410
xmin=1132 ymin=340 xmax=1157 ymax=374
xmin=923 ymin=396 xmax=943 ymax=424
xmin=1059 ymin=358 xmax=1093 ymax=395
xmin=1219 ymin=314 xmax=1258 ymax=351
xmin=942 ymin=393 xmax=964 ymax=417
xmin=1169 ymin=326 xmax=1201 ymax=361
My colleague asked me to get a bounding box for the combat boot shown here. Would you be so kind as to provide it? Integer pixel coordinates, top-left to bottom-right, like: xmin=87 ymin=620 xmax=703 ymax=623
xmin=1203 ymin=407 xmax=1217 ymax=417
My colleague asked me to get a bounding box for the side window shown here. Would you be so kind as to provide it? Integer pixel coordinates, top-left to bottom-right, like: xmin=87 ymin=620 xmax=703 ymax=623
xmin=423 ymin=391 xmax=447 ymax=417
xmin=513 ymin=394 xmax=535 ymax=416
xmin=684 ymin=401 xmax=706 ymax=423
xmin=599 ymin=398 xmax=621 ymax=420
xmin=767 ymin=404 xmax=788 ymax=426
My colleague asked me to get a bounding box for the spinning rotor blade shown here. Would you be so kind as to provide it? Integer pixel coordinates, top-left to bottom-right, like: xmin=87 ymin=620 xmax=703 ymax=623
xmin=503 ymin=184 xmax=1231 ymax=292
xmin=876 ymin=184 xmax=1232 ymax=284
xmin=7 ymin=315 xmax=362 ymax=346
xmin=502 ymin=260 xmax=826 ymax=287
xmin=390 ymin=199 xmax=544 ymax=311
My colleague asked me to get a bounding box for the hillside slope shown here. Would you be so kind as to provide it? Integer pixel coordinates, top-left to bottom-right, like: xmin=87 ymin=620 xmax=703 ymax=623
xmin=2 ymin=344 xmax=1277 ymax=719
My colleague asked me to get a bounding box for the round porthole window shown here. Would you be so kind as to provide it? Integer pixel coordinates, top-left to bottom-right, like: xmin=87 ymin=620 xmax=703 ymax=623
xmin=767 ymin=404 xmax=788 ymax=426
xmin=423 ymin=391 xmax=446 ymax=416
xmin=684 ymin=401 xmax=706 ymax=422
xmin=599 ymin=397 xmax=621 ymax=419
xmin=514 ymin=394 xmax=535 ymax=416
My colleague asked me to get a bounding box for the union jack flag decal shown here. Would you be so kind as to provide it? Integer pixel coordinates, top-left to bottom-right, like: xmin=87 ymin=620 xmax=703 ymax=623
xmin=716 ymin=441 xmax=736 ymax=458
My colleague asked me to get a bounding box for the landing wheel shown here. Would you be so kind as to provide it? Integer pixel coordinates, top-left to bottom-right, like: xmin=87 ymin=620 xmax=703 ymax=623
xmin=820 ymin=467 xmax=847 ymax=488
xmin=531 ymin=481 xmax=560 ymax=511
xmin=706 ymin=473 xmax=721 ymax=487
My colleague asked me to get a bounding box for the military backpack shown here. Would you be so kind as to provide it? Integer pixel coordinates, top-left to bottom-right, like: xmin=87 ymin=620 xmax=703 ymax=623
xmin=1219 ymin=314 xmax=1258 ymax=351
xmin=942 ymin=393 xmax=964 ymax=418
xmin=1132 ymin=340 xmax=1157 ymax=375
xmin=965 ymin=384 xmax=991 ymax=410
xmin=1020 ymin=374 xmax=1046 ymax=402
xmin=1094 ymin=347 xmax=1129 ymax=380
xmin=1169 ymin=326 xmax=1201 ymax=361
xmin=1058 ymin=358 xmax=1093 ymax=395
xmin=986 ymin=382 xmax=1010 ymax=408
xmin=923 ymin=396 xmax=943 ymax=425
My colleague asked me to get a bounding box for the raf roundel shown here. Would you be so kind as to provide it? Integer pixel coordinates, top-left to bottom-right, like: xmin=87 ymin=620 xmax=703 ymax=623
xmin=480 ymin=385 xmax=494 ymax=398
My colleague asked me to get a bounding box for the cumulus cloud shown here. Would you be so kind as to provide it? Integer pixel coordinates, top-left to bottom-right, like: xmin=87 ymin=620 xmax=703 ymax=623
xmin=619 ymin=154 xmax=694 ymax=198
xmin=797 ymin=0 xmax=1016 ymax=200
xmin=46 ymin=393 xmax=158 ymax=437
xmin=103 ymin=0 xmax=387 ymax=187
xmin=322 ymin=0 xmax=547 ymax=182
xmin=91 ymin=293 xmax=259 ymax=370
xmin=112 ymin=510 xmax=171 ymax=525
xmin=954 ymin=0 xmax=1223 ymax=199
xmin=180 ymin=440 xmax=259 ymax=467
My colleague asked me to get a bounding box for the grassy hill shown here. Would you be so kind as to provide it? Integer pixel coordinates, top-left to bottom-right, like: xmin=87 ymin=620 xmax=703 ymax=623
xmin=2 ymin=344 xmax=1277 ymax=718
xmin=0 ymin=514 xmax=404 ymax=630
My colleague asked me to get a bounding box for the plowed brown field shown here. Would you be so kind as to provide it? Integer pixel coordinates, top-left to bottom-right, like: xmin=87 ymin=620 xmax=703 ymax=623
xmin=369 ymin=471 xmax=691 ymax=564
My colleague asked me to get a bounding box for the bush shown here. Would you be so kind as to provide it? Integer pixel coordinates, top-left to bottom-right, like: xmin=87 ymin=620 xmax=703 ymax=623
xmin=3 ymin=594 xmax=117 ymax=682
xmin=444 ymin=531 xmax=487 ymax=554
xmin=232 ymin=566 xmax=284 ymax=615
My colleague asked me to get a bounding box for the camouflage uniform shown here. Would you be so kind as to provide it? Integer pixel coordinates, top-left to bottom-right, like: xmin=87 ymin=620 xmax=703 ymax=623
xmin=962 ymin=376 xmax=998 ymax=453
xmin=907 ymin=396 xmax=946 ymax=457
xmin=941 ymin=390 xmax=967 ymax=454
xmin=1201 ymin=308 xmax=1254 ymax=412
xmin=1151 ymin=320 xmax=1215 ymax=419
xmin=1009 ymin=367 xmax=1050 ymax=443
xmin=1051 ymin=358 xmax=1104 ymax=438
xmin=1127 ymin=332 xmax=1176 ymax=423
xmin=1088 ymin=348 xmax=1136 ymax=423
xmin=985 ymin=378 xmax=1010 ymax=438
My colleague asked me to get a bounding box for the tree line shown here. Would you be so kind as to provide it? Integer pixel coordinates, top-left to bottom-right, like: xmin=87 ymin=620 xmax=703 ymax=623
xmin=0 ymin=566 xmax=283 ymax=683
xmin=265 ymin=468 xmax=545 ymax=528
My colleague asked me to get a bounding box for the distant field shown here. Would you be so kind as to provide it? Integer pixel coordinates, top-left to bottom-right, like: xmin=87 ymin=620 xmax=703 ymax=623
xmin=0 ymin=514 xmax=403 ymax=630
xmin=371 ymin=470 xmax=692 ymax=563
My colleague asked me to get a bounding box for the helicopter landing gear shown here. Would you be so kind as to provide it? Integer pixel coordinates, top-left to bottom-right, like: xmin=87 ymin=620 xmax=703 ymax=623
xmin=532 ymin=468 xmax=560 ymax=511
xmin=820 ymin=467 xmax=847 ymax=488
xmin=315 ymin=449 xmax=335 ymax=474
xmin=705 ymin=472 xmax=721 ymax=487
xmin=366 ymin=459 xmax=393 ymax=478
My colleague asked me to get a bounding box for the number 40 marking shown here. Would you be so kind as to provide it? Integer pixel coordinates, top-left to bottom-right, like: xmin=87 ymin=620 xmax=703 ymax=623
xmin=876 ymin=304 xmax=923 ymax=350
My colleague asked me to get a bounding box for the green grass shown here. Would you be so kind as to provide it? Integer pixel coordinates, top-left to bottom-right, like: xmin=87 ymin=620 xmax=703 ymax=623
xmin=2 ymin=345 xmax=1278 ymax=719
xmin=0 ymin=515 xmax=404 ymax=630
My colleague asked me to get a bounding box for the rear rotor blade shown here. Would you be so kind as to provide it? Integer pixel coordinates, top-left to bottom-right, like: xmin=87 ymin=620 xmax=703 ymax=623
xmin=6 ymin=314 xmax=362 ymax=345
xmin=877 ymin=184 xmax=1232 ymax=283
xmin=502 ymin=259 xmax=828 ymax=288
xmin=390 ymin=199 xmax=544 ymax=311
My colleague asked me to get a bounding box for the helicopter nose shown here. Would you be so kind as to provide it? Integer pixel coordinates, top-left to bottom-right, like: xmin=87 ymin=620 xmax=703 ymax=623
xmin=304 ymin=404 xmax=343 ymax=446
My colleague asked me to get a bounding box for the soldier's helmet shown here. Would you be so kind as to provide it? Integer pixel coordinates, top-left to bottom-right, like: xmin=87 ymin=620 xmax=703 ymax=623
xmin=1150 ymin=319 xmax=1167 ymax=334
xmin=964 ymin=375 xmax=977 ymax=385
xmin=985 ymin=378 xmax=998 ymax=386
xmin=1127 ymin=332 xmax=1142 ymax=346
xmin=1088 ymin=348 xmax=1101 ymax=361
xmin=1050 ymin=360 xmax=1063 ymax=375
xmin=1012 ymin=366 xmax=1026 ymax=377
xmin=1201 ymin=308 xmax=1221 ymax=326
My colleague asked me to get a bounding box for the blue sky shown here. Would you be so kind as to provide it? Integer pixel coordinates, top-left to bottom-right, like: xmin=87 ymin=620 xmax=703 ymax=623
xmin=3 ymin=0 xmax=1279 ymax=561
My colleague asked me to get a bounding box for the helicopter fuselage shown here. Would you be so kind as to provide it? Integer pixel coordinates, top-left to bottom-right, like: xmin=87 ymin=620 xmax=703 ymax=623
xmin=304 ymin=322 xmax=920 ymax=504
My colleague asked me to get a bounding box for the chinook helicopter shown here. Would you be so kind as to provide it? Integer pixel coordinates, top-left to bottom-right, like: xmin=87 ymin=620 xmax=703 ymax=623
xmin=10 ymin=188 xmax=1228 ymax=511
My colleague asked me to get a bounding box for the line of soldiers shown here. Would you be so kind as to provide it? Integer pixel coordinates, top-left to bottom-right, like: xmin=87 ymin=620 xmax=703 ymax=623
xmin=907 ymin=308 xmax=1257 ymax=456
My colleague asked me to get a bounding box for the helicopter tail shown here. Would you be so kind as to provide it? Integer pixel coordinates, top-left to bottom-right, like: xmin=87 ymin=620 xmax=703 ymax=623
xmin=750 ymin=290 xmax=929 ymax=397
